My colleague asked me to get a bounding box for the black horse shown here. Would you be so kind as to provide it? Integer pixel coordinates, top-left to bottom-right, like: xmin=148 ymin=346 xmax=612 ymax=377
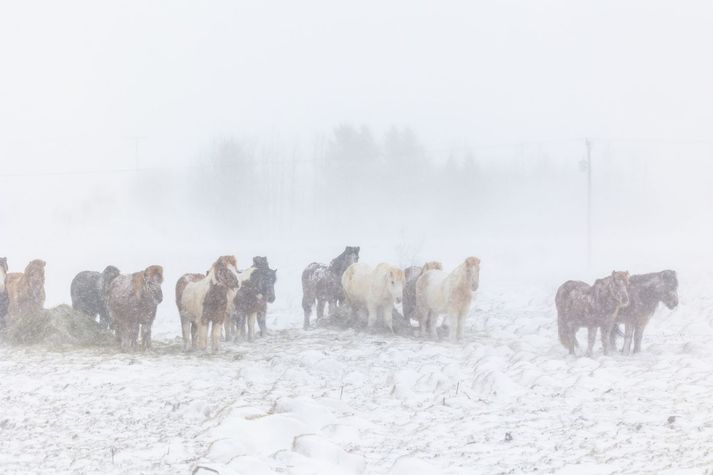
xmin=301 ymin=246 xmax=360 ymax=329
xmin=232 ymin=256 xmax=277 ymax=341
xmin=70 ymin=265 xmax=121 ymax=329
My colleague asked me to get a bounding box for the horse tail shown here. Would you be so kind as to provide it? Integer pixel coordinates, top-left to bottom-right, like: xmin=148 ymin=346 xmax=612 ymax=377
xmin=555 ymin=285 xmax=571 ymax=349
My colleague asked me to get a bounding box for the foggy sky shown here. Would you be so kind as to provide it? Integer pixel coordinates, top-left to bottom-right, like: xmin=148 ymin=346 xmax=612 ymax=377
xmin=2 ymin=0 xmax=713 ymax=170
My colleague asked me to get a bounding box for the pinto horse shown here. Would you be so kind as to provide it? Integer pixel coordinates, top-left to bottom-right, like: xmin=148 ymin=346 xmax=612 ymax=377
xmin=301 ymin=246 xmax=359 ymax=329
xmin=176 ymin=256 xmax=239 ymax=352
xmin=415 ymin=257 xmax=480 ymax=342
xmin=6 ymin=259 xmax=46 ymax=319
xmin=232 ymin=257 xmax=277 ymax=341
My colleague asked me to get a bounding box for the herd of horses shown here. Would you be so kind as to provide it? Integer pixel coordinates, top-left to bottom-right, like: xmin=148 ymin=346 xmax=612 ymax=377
xmin=0 ymin=249 xmax=679 ymax=356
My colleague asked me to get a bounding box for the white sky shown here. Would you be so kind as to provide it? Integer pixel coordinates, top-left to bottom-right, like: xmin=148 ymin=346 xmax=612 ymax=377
xmin=1 ymin=0 xmax=712 ymax=169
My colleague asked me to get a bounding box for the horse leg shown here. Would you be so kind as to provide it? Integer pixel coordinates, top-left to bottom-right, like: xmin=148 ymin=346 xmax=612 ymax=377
xmin=211 ymin=322 xmax=222 ymax=353
xmin=247 ymin=312 xmax=257 ymax=342
xmin=622 ymin=323 xmax=634 ymax=355
xmin=197 ymin=322 xmax=208 ymax=351
xmin=302 ymin=296 xmax=313 ymax=330
xmin=428 ymin=312 xmax=438 ymax=339
xmin=633 ymin=325 xmax=644 ymax=353
xmin=448 ymin=314 xmax=458 ymax=342
xmin=258 ymin=310 xmax=267 ymax=337
xmin=366 ymin=303 xmax=377 ymax=330
xmin=316 ymin=299 xmax=326 ymax=319
xmin=457 ymin=313 xmax=466 ymax=341
xmin=181 ymin=316 xmax=192 ymax=351
xmin=383 ymin=305 xmax=394 ymax=333
xmin=586 ymin=326 xmax=596 ymax=357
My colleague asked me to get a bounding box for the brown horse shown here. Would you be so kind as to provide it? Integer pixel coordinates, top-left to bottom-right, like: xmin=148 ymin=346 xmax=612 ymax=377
xmin=6 ymin=259 xmax=46 ymax=319
xmin=107 ymin=265 xmax=164 ymax=351
xmin=556 ymin=271 xmax=630 ymax=356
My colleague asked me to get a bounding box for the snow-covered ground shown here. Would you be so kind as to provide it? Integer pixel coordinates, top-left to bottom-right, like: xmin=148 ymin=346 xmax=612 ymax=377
xmin=2 ymin=273 xmax=713 ymax=474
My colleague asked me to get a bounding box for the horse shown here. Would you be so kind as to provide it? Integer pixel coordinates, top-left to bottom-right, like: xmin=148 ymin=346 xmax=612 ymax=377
xmin=70 ymin=265 xmax=121 ymax=329
xmin=106 ymin=265 xmax=164 ymax=351
xmin=555 ymin=271 xmax=630 ymax=357
xmin=5 ymin=259 xmax=46 ymax=319
xmin=0 ymin=257 xmax=8 ymax=327
xmin=176 ymin=256 xmax=239 ymax=352
xmin=301 ymin=246 xmax=360 ymax=329
xmin=415 ymin=257 xmax=480 ymax=342
xmin=232 ymin=257 xmax=277 ymax=341
xmin=403 ymin=261 xmax=443 ymax=323
xmin=612 ymin=270 xmax=678 ymax=355
xmin=342 ymin=262 xmax=404 ymax=333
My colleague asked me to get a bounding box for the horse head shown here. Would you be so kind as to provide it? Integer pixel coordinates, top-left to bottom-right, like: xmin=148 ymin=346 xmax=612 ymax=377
xmin=465 ymin=257 xmax=480 ymax=292
xmin=254 ymin=267 xmax=277 ymax=304
xmin=385 ymin=266 xmax=404 ymax=304
xmin=660 ymin=269 xmax=679 ymax=309
xmin=607 ymin=270 xmax=630 ymax=307
xmin=213 ymin=256 xmax=240 ymax=290
xmin=143 ymin=265 xmax=164 ymax=305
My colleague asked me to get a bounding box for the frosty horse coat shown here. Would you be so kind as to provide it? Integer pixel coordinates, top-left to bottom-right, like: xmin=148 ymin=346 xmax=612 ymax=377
xmin=415 ymin=257 xmax=480 ymax=341
xmin=5 ymin=259 xmax=46 ymax=319
xmin=556 ymin=271 xmax=630 ymax=356
xmin=614 ymin=270 xmax=678 ymax=354
xmin=232 ymin=257 xmax=277 ymax=341
xmin=403 ymin=261 xmax=443 ymax=323
xmin=0 ymin=257 xmax=8 ymax=326
xmin=176 ymin=256 xmax=239 ymax=352
xmin=342 ymin=262 xmax=404 ymax=332
xmin=70 ymin=265 xmax=121 ymax=329
xmin=106 ymin=265 xmax=164 ymax=351
xmin=301 ymin=246 xmax=360 ymax=329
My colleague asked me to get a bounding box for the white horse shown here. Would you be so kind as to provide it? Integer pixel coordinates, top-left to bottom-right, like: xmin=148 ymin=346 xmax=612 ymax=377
xmin=176 ymin=256 xmax=239 ymax=352
xmin=342 ymin=262 xmax=404 ymax=332
xmin=415 ymin=256 xmax=480 ymax=341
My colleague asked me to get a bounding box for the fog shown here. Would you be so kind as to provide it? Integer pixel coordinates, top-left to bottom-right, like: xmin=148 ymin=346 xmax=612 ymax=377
xmin=2 ymin=0 xmax=713 ymax=308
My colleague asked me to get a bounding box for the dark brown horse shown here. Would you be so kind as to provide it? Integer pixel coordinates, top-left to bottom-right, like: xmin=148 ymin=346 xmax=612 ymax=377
xmin=613 ymin=270 xmax=678 ymax=354
xmin=232 ymin=257 xmax=277 ymax=341
xmin=301 ymin=246 xmax=359 ymax=329
xmin=107 ymin=265 xmax=164 ymax=351
xmin=556 ymin=271 xmax=630 ymax=356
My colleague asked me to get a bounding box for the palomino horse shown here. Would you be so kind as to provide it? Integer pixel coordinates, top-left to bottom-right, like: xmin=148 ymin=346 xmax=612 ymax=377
xmin=403 ymin=261 xmax=443 ymax=323
xmin=556 ymin=271 xmax=630 ymax=357
xmin=106 ymin=265 xmax=164 ymax=351
xmin=70 ymin=265 xmax=121 ymax=329
xmin=232 ymin=257 xmax=277 ymax=341
xmin=415 ymin=257 xmax=480 ymax=342
xmin=0 ymin=257 xmax=7 ymax=326
xmin=301 ymin=246 xmax=360 ymax=329
xmin=612 ymin=270 xmax=678 ymax=355
xmin=342 ymin=262 xmax=404 ymax=332
xmin=5 ymin=259 xmax=46 ymax=319
xmin=176 ymin=256 xmax=239 ymax=352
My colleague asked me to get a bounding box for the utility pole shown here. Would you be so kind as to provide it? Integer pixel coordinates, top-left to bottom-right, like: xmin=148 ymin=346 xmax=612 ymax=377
xmin=585 ymin=138 xmax=592 ymax=268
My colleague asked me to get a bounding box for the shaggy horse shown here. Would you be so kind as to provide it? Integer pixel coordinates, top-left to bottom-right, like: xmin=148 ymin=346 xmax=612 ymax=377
xmin=232 ymin=257 xmax=277 ymax=341
xmin=106 ymin=265 xmax=164 ymax=351
xmin=176 ymin=256 xmax=239 ymax=352
xmin=613 ymin=270 xmax=678 ymax=355
xmin=556 ymin=271 xmax=630 ymax=357
xmin=403 ymin=261 xmax=443 ymax=323
xmin=0 ymin=257 xmax=7 ymax=327
xmin=415 ymin=257 xmax=480 ymax=342
xmin=6 ymin=259 xmax=46 ymax=319
xmin=70 ymin=265 xmax=121 ymax=329
xmin=301 ymin=246 xmax=360 ymax=329
xmin=342 ymin=262 xmax=404 ymax=332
